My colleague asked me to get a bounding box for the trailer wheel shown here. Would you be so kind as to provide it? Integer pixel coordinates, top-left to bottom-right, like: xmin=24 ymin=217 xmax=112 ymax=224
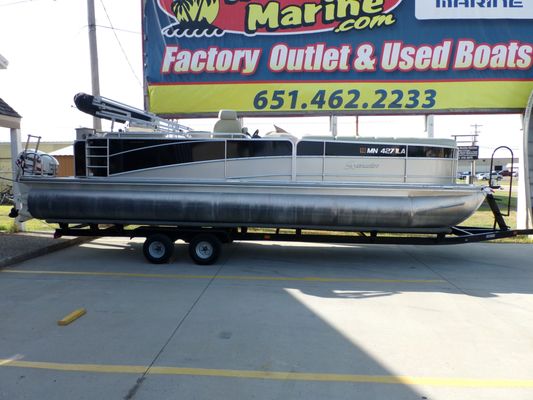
xmin=143 ymin=234 xmax=174 ymax=264
xmin=189 ymin=234 xmax=221 ymax=265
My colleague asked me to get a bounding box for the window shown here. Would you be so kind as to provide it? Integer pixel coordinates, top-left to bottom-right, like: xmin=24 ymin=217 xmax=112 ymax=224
xmin=226 ymin=140 xmax=292 ymax=159
xmin=108 ymin=140 xmax=225 ymax=174
xmin=297 ymin=141 xmax=324 ymax=156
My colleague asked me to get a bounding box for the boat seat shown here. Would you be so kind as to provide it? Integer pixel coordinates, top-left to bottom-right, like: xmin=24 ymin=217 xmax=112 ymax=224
xmin=213 ymin=110 xmax=243 ymax=133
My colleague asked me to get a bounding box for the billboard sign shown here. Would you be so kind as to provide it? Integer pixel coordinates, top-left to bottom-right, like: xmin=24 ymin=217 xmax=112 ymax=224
xmin=416 ymin=1 xmax=533 ymax=20
xmin=143 ymin=0 xmax=533 ymax=117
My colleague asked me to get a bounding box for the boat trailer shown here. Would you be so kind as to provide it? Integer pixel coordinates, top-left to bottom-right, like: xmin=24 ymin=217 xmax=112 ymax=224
xmin=52 ymin=192 xmax=532 ymax=265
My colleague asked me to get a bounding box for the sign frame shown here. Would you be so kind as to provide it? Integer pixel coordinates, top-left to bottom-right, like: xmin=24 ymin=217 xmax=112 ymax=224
xmin=142 ymin=0 xmax=533 ymax=118
xmin=458 ymin=146 xmax=480 ymax=161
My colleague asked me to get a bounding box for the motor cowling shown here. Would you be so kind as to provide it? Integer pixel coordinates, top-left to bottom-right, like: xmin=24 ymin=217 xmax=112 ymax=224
xmin=17 ymin=150 xmax=59 ymax=177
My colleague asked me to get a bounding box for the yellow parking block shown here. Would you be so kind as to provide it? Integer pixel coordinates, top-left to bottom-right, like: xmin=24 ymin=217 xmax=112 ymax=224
xmin=57 ymin=308 xmax=87 ymax=326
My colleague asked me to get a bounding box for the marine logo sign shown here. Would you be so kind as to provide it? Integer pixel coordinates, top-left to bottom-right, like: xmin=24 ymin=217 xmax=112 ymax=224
xmin=416 ymin=0 xmax=533 ymax=20
xmin=157 ymin=0 xmax=403 ymax=36
xmin=144 ymin=0 xmax=533 ymax=117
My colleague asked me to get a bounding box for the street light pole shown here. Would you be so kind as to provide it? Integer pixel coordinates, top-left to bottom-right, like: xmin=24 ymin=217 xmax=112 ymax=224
xmin=87 ymin=0 xmax=102 ymax=131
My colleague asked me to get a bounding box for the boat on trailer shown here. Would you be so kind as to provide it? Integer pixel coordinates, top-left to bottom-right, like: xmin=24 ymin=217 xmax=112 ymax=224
xmin=12 ymin=93 xmax=490 ymax=263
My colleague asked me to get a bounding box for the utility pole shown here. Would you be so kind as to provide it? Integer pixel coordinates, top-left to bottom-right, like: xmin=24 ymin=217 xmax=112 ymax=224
xmin=470 ymin=124 xmax=482 ymax=182
xmin=87 ymin=0 xmax=102 ymax=131
xmin=471 ymin=124 xmax=482 ymax=136
xmin=0 ymin=53 xmax=8 ymax=69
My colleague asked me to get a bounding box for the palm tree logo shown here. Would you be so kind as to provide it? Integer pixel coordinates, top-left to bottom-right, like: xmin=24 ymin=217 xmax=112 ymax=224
xmin=165 ymin=0 xmax=222 ymax=37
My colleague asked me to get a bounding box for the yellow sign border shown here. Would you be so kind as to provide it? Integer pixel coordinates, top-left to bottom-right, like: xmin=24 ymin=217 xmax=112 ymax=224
xmin=148 ymin=81 xmax=533 ymax=116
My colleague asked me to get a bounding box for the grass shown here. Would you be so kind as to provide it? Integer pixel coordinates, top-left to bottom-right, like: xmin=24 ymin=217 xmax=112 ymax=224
xmin=462 ymin=188 xmax=517 ymax=229
xmin=459 ymin=182 xmax=532 ymax=243
xmin=0 ymin=205 xmax=58 ymax=233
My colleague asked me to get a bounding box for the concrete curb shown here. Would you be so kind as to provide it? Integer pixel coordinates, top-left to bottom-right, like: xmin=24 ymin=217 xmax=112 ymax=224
xmin=0 ymin=236 xmax=92 ymax=269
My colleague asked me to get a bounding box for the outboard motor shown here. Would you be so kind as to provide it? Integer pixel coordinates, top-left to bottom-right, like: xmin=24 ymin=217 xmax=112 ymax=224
xmin=17 ymin=150 xmax=59 ymax=177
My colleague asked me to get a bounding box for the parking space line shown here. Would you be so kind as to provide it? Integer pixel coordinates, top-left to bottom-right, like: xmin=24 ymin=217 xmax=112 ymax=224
xmin=2 ymin=269 xmax=445 ymax=284
xmin=1 ymin=358 xmax=532 ymax=388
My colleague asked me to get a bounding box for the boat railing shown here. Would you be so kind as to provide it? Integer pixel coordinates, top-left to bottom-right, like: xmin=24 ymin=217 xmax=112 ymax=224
xmin=489 ymin=146 xmax=515 ymax=224
xmin=186 ymin=131 xmax=250 ymax=139
xmin=81 ymin=137 xmax=457 ymax=183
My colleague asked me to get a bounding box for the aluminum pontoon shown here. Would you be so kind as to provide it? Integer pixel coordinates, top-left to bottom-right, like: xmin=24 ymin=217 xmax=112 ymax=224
xmin=11 ymin=93 xmax=493 ymax=264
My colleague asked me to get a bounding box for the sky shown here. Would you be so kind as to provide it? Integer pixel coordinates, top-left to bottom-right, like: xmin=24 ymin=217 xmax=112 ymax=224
xmin=0 ymin=0 xmax=526 ymax=158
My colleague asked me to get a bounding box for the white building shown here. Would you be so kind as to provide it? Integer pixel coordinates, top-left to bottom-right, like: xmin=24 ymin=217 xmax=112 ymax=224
xmin=459 ymin=157 xmax=519 ymax=175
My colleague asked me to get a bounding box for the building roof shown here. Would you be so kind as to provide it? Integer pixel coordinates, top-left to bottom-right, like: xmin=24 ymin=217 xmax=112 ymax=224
xmin=0 ymin=97 xmax=21 ymax=129
xmin=0 ymin=97 xmax=20 ymax=118
xmin=49 ymin=145 xmax=73 ymax=156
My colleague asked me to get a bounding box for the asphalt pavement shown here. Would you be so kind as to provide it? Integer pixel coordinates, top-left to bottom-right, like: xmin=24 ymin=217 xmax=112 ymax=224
xmin=1 ymin=237 xmax=533 ymax=400
xmin=0 ymin=231 xmax=85 ymax=268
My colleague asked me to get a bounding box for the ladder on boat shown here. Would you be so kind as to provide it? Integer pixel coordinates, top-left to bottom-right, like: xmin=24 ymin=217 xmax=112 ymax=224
xmin=24 ymin=135 xmax=41 ymax=174
xmin=85 ymin=138 xmax=109 ymax=177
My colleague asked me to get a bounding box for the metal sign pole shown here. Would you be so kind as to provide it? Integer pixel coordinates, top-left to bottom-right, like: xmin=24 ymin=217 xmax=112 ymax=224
xmin=425 ymin=115 xmax=434 ymax=138
xmin=329 ymin=115 xmax=338 ymax=139
xmin=517 ymin=91 xmax=533 ymax=230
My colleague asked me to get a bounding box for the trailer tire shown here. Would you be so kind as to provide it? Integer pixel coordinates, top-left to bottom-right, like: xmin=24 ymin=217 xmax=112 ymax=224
xmin=189 ymin=234 xmax=221 ymax=265
xmin=143 ymin=234 xmax=174 ymax=264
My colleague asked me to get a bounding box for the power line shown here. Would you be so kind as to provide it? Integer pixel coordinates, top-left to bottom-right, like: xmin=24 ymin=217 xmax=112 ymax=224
xmin=98 ymin=0 xmax=143 ymax=88
xmin=95 ymin=25 xmax=141 ymax=35
xmin=0 ymin=0 xmax=54 ymax=7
